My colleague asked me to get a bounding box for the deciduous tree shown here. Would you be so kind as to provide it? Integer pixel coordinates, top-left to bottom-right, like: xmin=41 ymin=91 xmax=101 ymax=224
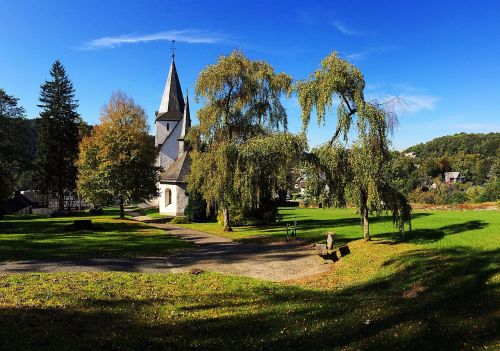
xmin=297 ymin=52 xmax=411 ymax=240
xmin=188 ymin=50 xmax=304 ymax=231
xmin=77 ymin=92 xmax=160 ymax=218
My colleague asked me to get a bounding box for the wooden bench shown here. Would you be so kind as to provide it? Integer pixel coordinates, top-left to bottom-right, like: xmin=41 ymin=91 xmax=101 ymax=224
xmin=315 ymin=232 xmax=350 ymax=261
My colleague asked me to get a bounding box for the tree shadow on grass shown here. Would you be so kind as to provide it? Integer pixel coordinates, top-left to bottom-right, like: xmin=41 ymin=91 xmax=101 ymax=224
xmin=0 ymin=216 xmax=190 ymax=261
xmin=376 ymin=220 xmax=488 ymax=244
xmin=0 ymin=247 xmax=497 ymax=350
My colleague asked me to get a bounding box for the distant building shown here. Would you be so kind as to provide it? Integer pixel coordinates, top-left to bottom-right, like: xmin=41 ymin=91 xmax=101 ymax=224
xmin=155 ymin=52 xmax=191 ymax=216
xmin=404 ymin=151 xmax=417 ymax=158
xmin=444 ymin=171 xmax=461 ymax=184
xmin=4 ymin=192 xmax=32 ymax=215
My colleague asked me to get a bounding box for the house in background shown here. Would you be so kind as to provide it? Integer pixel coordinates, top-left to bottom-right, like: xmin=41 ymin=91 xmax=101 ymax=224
xmin=444 ymin=171 xmax=461 ymax=184
xmin=4 ymin=192 xmax=32 ymax=215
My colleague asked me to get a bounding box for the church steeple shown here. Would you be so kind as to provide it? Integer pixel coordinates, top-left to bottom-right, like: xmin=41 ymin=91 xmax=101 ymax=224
xmin=178 ymin=92 xmax=191 ymax=153
xmin=156 ymin=55 xmax=184 ymax=121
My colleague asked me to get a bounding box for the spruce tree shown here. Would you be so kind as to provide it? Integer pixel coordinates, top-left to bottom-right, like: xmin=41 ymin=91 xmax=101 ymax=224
xmin=35 ymin=61 xmax=80 ymax=212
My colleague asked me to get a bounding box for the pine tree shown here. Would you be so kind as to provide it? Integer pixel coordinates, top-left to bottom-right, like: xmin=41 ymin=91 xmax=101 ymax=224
xmin=35 ymin=61 xmax=80 ymax=212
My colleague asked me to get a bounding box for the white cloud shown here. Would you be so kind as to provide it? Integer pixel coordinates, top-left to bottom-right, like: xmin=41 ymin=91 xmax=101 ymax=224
xmin=399 ymin=94 xmax=439 ymax=113
xmin=332 ymin=21 xmax=362 ymax=36
xmin=82 ymin=29 xmax=225 ymax=50
xmin=368 ymin=94 xmax=439 ymax=114
xmin=345 ymin=47 xmax=393 ymax=61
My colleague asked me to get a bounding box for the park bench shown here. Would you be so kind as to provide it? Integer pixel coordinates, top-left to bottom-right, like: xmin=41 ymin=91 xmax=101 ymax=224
xmin=286 ymin=221 xmax=298 ymax=241
xmin=315 ymin=232 xmax=350 ymax=261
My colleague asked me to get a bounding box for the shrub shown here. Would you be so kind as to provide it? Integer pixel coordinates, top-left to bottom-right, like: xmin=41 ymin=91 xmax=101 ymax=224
xmin=446 ymin=191 xmax=468 ymax=204
xmin=171 ymin=216 xmax=189 ymax=224
xmin=184 ymin=191 xmax=208 ymax=222
xmin=88 ymin=207 xmax=104 ymax=215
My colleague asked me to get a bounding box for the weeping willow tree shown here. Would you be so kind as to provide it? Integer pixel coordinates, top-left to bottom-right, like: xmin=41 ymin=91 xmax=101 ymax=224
xmin=187 ymin=50 xmax=305 ymax=231
xmin=297 ymin=52 xmax=411 ymax=240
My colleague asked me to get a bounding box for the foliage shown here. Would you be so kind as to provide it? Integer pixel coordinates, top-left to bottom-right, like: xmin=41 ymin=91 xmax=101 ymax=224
xmin=34 ymin=61 xmax=81 ymax=212
xmin=0 ymin=89 xmax=30 ymax=214
xmin=188 ymin=50 xmax=303 ymax=231
xmin=171 ymin=216 xmax=190 ymax=224
xmin=184 ymin=190 xmax=209 ymax=222
xmin=77 ymin=92 xmax=160 ymax=218
xmin=296 ymin=51 xmax=411 ymax=240
xmin=406 ymin=132 xmax=499 ymax=158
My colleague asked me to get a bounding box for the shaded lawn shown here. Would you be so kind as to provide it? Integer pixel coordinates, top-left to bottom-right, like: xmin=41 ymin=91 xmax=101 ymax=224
xmin=0 ymin=244 xmax=498 ymax=350
xmin=0 ymin=209 xmax=192 ymax=261
xmin=181 ymin=208 xmax=500 ymax=249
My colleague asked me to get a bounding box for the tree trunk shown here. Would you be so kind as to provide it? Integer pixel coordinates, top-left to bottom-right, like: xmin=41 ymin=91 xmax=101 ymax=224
xmin=362 ymin=205 xmax=370 ymax=241
xmin=58 ymin=190 xmax=64 ymax=212
xmin=222 ymin=205 xmax=232 ymax=232
xmin=119 ymin=197 xmax=125 ymax=219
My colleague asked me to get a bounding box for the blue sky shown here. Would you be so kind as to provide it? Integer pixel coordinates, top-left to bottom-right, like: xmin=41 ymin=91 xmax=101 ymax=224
xmin=1 ymin=0 xmax=499 ymax=150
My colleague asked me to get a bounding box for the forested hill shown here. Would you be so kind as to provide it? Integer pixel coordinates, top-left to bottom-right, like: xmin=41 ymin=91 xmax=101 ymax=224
xmin=405 ymin=132 xmax=500 ymax=158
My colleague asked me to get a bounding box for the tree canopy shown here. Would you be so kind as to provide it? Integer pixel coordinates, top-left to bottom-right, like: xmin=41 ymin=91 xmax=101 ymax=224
xmin=296 ymin=52 xmax=411 ymax=240
xmin=77 ymin=92 xmax=159 ymax=218
xmin=0 ymin=88 xmax=29 ymax=215
xmin=188 ymin=50 xmax=305 ymax=230
xmin=34 ymin=61 xmax=80 ymax=211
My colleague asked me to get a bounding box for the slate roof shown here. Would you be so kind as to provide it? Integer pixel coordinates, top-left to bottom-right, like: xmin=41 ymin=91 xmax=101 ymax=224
xmin=156 ymin=58 xmax=184 ymax=121
xmin=178 ymin=93 xmax=191 ymax=141
xmin=4 ymin=192 xmax=32 ymax=214
xmin=160 ymin=151 xmax=191 ymax=183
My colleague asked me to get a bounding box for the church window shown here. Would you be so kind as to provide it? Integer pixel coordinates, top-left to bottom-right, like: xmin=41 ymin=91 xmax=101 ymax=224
xmin=165 ymin=188 xmax=172 ymax=206
xmin=167 ymin=123 xmax=170 ymax=131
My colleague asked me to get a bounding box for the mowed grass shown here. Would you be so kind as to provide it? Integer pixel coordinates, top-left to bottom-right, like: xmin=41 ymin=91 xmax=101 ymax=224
xmin=0 ymin=208 xmax=192 ymax=260
xmin=0 ymin=262 xmax=498 ymax=350
xmin=0 ymin=207 xmax=498 ymax=350
xmin=181 ymin=207 xmax=499 ymax=248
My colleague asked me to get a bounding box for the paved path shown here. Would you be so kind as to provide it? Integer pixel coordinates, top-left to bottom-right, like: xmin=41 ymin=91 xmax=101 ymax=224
xmin=0 ymin=212 xmax=331 ymax=281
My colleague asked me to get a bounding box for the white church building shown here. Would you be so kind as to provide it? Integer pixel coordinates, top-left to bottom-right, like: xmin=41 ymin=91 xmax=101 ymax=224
xmin=155 ymin=53 xmax=191 ymax=216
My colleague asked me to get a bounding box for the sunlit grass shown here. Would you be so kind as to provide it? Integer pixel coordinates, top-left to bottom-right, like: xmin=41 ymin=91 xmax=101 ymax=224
xmin=0 ymin=208 xmax=192 ymax=260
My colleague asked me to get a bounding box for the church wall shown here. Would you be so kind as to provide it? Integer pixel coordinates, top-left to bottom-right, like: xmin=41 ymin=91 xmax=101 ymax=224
xmin=157 ymin=120 xmax=182 ymax=170
xmin=159 ymin=183 xmax=188 ymax=216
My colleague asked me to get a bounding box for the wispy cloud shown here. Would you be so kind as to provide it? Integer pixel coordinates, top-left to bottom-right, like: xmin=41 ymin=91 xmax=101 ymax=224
xmin=345 ymin=47 xmax=394 ymax=61
xmin=81 ymin=29 xmax=226 ymax=50
xmin=369 ymin=93 xmax=439 ymax=114
xmin=332 ymin=21 xmax=363 ymax=36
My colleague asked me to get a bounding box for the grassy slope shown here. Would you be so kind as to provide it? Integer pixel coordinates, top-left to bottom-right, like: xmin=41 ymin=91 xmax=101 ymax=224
xmin=0 ymin=208 xmax=498 ymax=350
xmin=0 ymin=209 xmax=192 ymax=260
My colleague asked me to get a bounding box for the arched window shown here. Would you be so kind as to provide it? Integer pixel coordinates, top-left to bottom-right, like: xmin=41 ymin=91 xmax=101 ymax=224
xmin=165 ymin=188 xmax=172 ymax=206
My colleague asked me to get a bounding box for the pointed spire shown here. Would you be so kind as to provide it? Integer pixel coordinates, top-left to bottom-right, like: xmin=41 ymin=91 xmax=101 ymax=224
xmin=178 ymin=91 xmax=191 ymax=154
xmin=157 ymin=51 xmax=184 ymax=121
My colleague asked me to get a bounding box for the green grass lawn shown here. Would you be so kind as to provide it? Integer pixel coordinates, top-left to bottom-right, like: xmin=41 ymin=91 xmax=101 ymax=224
xmin=0 ymin=207 xmax=498 ymax=350
xmin=0 ymin=208 xmax=192 ymax=260
xmin=181 ymin=207 xmax=500 ymax=248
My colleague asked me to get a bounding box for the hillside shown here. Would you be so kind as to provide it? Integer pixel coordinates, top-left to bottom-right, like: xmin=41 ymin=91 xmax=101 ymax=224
xmin=405 ymin=132 xmax=500 ymax=158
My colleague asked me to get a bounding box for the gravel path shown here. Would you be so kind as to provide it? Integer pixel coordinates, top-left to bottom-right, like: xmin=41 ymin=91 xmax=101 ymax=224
xmin=0 ymin=213 xmax=331 ymax=281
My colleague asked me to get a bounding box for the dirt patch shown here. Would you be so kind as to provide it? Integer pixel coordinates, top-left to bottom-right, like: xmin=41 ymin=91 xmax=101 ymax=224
xmin=411 ymin=202 xmax=497 ymax=211
xmin=401 ymin=283 xmax=430 ymax=298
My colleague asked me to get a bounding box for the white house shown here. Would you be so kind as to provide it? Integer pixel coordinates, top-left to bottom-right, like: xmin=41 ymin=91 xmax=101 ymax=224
xmin=155 ymin=53 xmax=191 ymax=216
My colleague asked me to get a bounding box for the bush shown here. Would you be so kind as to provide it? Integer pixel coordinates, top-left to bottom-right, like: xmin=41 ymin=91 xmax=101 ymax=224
xmin=88 ymin=207 xmax=104 ymax=215
xmin=217 ymin=201 xmax=282 ymax=227
xmin=184 ymin=191 xmax=208 ymax=222
xmin=446 ymin=191 xmax=468 ymax=204
xmin=171 ymin=216 xmax=189 ymax=224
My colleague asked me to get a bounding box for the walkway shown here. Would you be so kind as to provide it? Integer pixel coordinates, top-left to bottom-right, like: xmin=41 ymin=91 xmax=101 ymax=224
xmin=0 ymin=213 xmax=331 ymax=281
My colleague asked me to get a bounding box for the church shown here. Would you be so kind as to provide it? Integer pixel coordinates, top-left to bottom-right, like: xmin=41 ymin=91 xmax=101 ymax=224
xmin=155 ymin=52 xmax=191 ymax=216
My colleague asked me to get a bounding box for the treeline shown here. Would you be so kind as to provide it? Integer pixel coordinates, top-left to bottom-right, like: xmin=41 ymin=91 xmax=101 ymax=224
xmin=406 ymin=132 xmax=499 ymax=158
xmin=388 ymin=133 xmax=500 ymax=204
xmin=0 ymin=61 xmax=155 ymax=218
